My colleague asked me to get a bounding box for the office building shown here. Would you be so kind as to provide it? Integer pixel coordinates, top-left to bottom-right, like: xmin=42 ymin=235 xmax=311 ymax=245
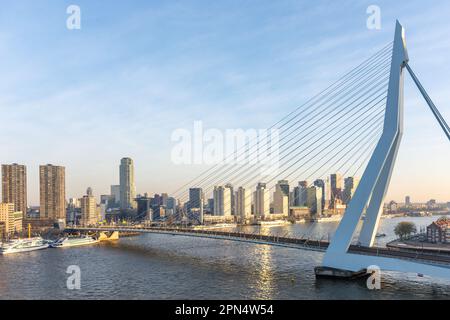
xmin=166 ymin=197 xmax=177 ymax=211
xmin=136 ymin=194 xmax=153 ymax=221
xmin=0 ymin=203 xmax=22 ymax=236
xmin=189 ymin=188 xmax=203 ymax=211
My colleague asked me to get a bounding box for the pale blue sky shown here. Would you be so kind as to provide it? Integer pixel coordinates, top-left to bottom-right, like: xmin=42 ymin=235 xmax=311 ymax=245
xmin=1 ymin=1 xmax=449 ymax=204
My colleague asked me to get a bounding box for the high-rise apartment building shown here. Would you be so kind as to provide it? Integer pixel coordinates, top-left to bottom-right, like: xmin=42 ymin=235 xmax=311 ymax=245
xmin=254 ymin=183 xmax=270 ymax=217
xmin=225 ymin=183 xmax=235 ymax=215
xmin=273 ymin=180 xmax=289 ymax=215
xmin=161 ymin=193 xmax=169 ymax=207
xmin=314 ymin=179 xmax=331 ymax=210
xmin=277 ymin=180 xmax=290 ymax=196
xmin=110 ymin=185 xmax=120 ymax=207
xmin=236 ymin=187 xmax=251 ymax=220
xmin=343 ymin=176 xmax=360 ymax=205
xmin=330 ymin=173 xmax=343 ymax=208
xmin=306 ymin=186 xmax=323 ymax=216
xmin=213 ymin=186 xmax=232 ymax=216
xmin=40 ymin=164 xmax=66 ymax=222
xmin=207 ymin=198 xmax=214 ymax=213
xmin=120 ymin=158 xmax=136 ymax=210
xmin=293 ymin=181 xmax=308 ymax=207
xmin=80 ymin=187 xmax=97 ymax=226
xmin=405 ymin=196 xmax=411 ymax=207
xmin=1 ymin=164 xmax=27 ymax=216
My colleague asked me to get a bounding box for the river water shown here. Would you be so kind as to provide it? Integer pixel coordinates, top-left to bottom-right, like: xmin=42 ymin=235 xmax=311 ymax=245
xmin=1 ymin=216 xmax=450 ymax=300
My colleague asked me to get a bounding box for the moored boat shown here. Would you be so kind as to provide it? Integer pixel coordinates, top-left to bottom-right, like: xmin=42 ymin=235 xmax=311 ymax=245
xmin=257 ymin=220 xmax=290 ymax=226
xmin=0 ymin=237 xmax=49 ymax=255
xmin=196 ymin=223 xmax=238 ymax=230
xmin=310 ymin=216 xmax=342 ymax=223
xmin=50 ymin=235 xmax=99 ymax=248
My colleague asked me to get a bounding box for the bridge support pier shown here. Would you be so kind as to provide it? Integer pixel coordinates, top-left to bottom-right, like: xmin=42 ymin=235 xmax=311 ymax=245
xmin=314 ymin=266 xmax=369 ymax=280
xmin=322 ymin=252 xmax=450 ymax=280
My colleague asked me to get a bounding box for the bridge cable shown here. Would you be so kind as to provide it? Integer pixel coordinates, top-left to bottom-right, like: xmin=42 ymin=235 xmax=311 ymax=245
xmin=177 ymin=62 xmax=392 ymax=202
xmin=178 ymin=104 xmax=385 ymax=222
xmin=406 ymin=63 xmax=450 ymax=141
xmin=183 ymin=77 xmax=389 ymax=204
xmin=171 ymin=43 xmax=393 ymax=197
xmin=174 ymin=50 xmax=393 ymax=201
xmin=177 ymin=63 xmax=391 ymax=203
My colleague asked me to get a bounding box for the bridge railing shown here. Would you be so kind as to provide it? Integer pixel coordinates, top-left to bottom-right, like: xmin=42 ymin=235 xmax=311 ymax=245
xmin=69 ymin=225 xmax=450 ymax=266
xmin=70 ymin=225 xmax=330 ymax=250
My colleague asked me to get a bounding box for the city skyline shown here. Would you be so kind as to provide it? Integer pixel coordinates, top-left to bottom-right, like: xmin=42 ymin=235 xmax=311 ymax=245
xmin=0 ymin=160 xmax=448 ymax=206
xmin=1 ymin=1 xmax=450 ymax=204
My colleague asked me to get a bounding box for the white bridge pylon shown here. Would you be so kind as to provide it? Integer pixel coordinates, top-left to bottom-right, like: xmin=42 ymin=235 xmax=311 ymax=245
xmin=322 ymin=21 xmax=450 ymax=279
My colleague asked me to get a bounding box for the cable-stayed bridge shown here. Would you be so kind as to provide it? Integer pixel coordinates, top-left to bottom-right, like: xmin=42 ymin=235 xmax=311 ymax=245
xmin=73 ymin=21 xmax=450 ymax=281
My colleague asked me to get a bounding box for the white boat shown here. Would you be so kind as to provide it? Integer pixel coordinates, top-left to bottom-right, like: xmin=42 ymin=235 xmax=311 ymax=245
xmin=196 ymin=223 xmax=237 ymax=230
xmin=51 ymin=235 xmax=99 ymax=248
xmin=314 ymin=216 xmax=342 ymax=223
xmin=0 ymin=237 xmax=49 ymax=255
xmin=257 ymin=220 xmax=290 ymax=226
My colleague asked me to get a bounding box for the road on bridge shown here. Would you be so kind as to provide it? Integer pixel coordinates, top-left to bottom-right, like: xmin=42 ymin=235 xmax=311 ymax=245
xmin=67 ymin=225 xmax=450 ymax=268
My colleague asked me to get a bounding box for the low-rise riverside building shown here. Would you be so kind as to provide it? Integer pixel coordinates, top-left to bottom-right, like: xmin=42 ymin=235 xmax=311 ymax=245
xmin=427 ymin=219 xmax=450 ymax=243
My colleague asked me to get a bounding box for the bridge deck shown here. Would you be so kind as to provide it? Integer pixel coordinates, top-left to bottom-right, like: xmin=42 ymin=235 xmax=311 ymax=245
xmin=67 ymin=226 xmax=450 ymax=268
